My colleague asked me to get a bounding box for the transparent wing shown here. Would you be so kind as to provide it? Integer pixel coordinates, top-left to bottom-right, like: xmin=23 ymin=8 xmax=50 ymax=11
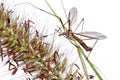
xmin=68 ymin=7 xmax=78 ymax=26
xmin=79 ymin=31 xmax=107 ymax=40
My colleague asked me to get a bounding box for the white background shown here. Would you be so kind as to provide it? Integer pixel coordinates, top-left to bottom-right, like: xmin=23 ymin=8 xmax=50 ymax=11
xmin=0 ymin=0 xmax=120 ymax=80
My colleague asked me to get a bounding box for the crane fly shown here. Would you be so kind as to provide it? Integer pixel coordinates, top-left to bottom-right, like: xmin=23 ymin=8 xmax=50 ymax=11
xmin=14 ymin=2 xmax=107 ymax=51
xmin=59 ymin=7 xmax=107 ymax=51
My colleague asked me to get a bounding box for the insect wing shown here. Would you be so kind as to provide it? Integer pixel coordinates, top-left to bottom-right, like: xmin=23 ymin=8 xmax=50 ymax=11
xmin=81 ymin=31 xmax=107 ymax=40
xmin=68 ymin=7 xmax=78 ymax=26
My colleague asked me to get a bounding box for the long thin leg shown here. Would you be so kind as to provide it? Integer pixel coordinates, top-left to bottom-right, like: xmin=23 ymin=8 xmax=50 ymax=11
xmin=60 ymin=0 xmax=67 ymax=19
xmin=14 ymin=2 xmax=66 ymax=30
xmin=87 ymin=39 xmax=98 ymax=58
xmin=74 ymin=18 xmax=84 ymax=32
xmin=14 ymin=2 xmax=59 ymax=19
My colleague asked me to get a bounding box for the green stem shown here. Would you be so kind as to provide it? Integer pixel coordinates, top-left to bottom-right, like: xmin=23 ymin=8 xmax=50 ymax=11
xmin=44 ymin=0 xmax=67 ymax=30
xmin=77 ymin=47 xmax=103 ymax=80
xmin=70 ymin=40 xmax=89 ymax=80
xmin=77 ymin=47 xmax=89 ymax=80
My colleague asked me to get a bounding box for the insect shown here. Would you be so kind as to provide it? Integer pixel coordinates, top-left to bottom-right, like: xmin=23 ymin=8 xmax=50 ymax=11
xmin=14 ymin=2 xmax=107 ymax=53
xmin=59 ymin=7 xmax=107 ymax=52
